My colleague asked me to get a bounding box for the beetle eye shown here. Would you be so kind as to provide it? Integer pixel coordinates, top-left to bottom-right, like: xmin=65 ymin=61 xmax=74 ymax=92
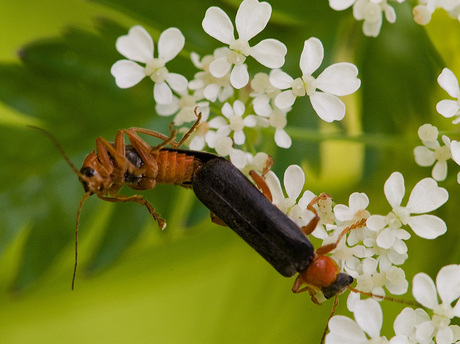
xmin=80 ymin=167 xmax=95 ymax=178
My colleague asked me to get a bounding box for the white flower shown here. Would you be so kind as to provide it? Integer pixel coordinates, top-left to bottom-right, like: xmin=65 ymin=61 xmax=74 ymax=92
xmin=449 ymin=140 xmax=460 ymax=183
xmin=329 ymin=0 xmax=356 ymax=11
xmin=414 ymin=124 xmax=452 ymax=181
xmin=329 ymin=0 xmax=398 ymax=37
xmin=372 ymin=172 xmax=448 ymax=239
xmin=334 ymin=192 xmax=370 ymax=224
xmin=353 ymin=0 xmax=397 ymax=37
xmin=436 ymin=68 xmax=460 ymax=124
xmin=188 ymin=49 xmax=234 ymax=103
xmin=211 ymin=135 xmax=247 ymax=168
xmin=326 ymin=298 xmax=388 ymax=344
xmin=269 ymin=108 xmax=292 ymax=148
xmin=412 ymin=265 xmax=460 ymax=344
xmin=111 ymin=26 xmax=187 ymax=105
xmin=413 ymin=4 xmax=434 ymax=25
xmin=202 ymin=0 xmax=287 ymax=89
xmin=352 ymin=257 xmax=408 ymax=296
xmin=271 ymin=37 xmax=361 ymax=122
xmin=210 ymin=100 xmax=257 ymax=145
xmin=389 ymin=307 xmax=431 ymax=344
xmin=366 ymin=213 xmax=411 ymax=252
xmin=250 ymin=72 xmax=280 ymax=117
xmin=186 ymin=120 xmax=216 ymax=151
xmin=239 ymin=151 xmax=271 ymax=175
xmin=264 ymin=165 xmax=318 ymax=228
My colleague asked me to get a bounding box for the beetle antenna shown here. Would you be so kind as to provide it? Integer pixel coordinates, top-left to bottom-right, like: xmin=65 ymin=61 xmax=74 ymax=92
xmin=320 ymin=295 xmax=339 ymax=344
xmin=348 ymin=286 xmax=419 ymax=306
xmin=72 ymin=191 xmax=91 ymax=290
xmin=28 ymin=126 xmax=82 ymax=177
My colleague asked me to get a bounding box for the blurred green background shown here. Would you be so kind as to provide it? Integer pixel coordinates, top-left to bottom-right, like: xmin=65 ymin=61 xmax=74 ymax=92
xmin=0 ymin=0 xmax=459 ymax=343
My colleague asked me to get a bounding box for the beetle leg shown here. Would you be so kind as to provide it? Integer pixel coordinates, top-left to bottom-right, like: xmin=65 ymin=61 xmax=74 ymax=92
xmin=299 ymin=197 xmax=321 ymax=236
xmin=94 ymin=137 xmax=114 ymax=174
xmin=248 ymin=155 xmax=274 ymax=200
xmin=96 ymin=134 xmax=137 ymax=172
xmin=122 ymin=129 xmax=159 ymax=179
xmin=210 ymin=212 xmax=227 ymax=226
xmin=249 ymin=170 xmax=273 ymax=202
xmin=312 ymin=215 xmax=367 ymax=256
xmin=261 ymin=155 xmax=274 ymax=178
xmin=128 ymin=108 xmax=203 ymax=150
xmin=98 ymin=194 xmax=166 ymax=229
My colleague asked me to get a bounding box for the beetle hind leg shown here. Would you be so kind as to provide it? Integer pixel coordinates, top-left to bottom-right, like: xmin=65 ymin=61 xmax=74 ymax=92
xmin=98 ymin=194 xmax=166 ymax=230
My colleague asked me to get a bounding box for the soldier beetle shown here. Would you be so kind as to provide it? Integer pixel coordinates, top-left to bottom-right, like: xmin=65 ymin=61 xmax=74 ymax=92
xmin=32 ymin=108 xmax=364 ymax=312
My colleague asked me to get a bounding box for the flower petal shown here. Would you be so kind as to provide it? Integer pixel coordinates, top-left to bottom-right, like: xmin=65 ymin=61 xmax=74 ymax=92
xmin=154 ymin=82 xmax=173 ymax=104
xmin=300 ymin=37 xmax=324 ymax=75
xmin=414 ymin=146 xmax=436 ymax=166
xmin=235 ymin=0 xmax=271 ymax=41
xmin=436 ymin=265 xmax=460 ymax=304
xmin=158 ymin=27 xmax=185 ymax=62
xmin=376 ymin=228 xmax=396 ymax=249
xmin=111 ymin=60 xmax=146 ymax=88
xmin=436 ymin=326 xmax=454 ymax=344
xmin=202 ymin=6 xmax=235 ymax=44
xmin=326 ymin=315 xmax=368 ymax=343
xmin=406 ymin=178 xmax=448 ymax=213
xmin=393 ymin=307 xmax=416 ymax=336
xmin=209 ymin=56 xmax=232 ymax=78
xmin=436 ymin=99 xmax=460 ymax=118
xmin=166 ymin=73 xmax=188 ymax=93
xmin=274 ymin=129 xmax=292 ymax=148
xmin=310 ymin=92 xmax=346 ymax=122
xmin=354 ymin=299 xmax=383 ymax=338
xmin=363 ymin=15 xmax=383 ymax=37
xmin=384 ymin=172 xmax=405 ymax=209
xmin=155 ymin=97 xmax=179 ymax=116
xmin=316 ymin=63 xmax=361 ymax=96
xmin=451 ymin=140 xmax=460 ymax=165
xmin=432 ymin=160 xmax=447 ymax=181
xmin=270 ymin=69 xmax=294 ymax=89
xmin=233 ymin=130 xmax=246 ymax=145
xmin=329 ymin=0 xmax=355 ymax=11
xmin=116 ymin=25 xmax=154 ymax=63
xmin=233 ymin=99 xmax=245 ymax=116
xmin=366 ymin=215 xmax=386 ymax=231
xmin=230 ymin=64 xmax=249 ymax=89
xmin=229 ymin=149 xmax=246 ymax=168
xmin=416 ymin=321 xmax=436 ymax=343
xmin=349 ymin=192 xmax=369 ymax=211
xmin=412 ymin=272 xmax=438 ymax=309
xmin=251 ymin=39 xmax=287 ymax=68
xmin=265 ymin=171 xmax=284 ymax=205
xmin=438 ymin=68 xmax=460 ymax=98
xmin=275 ymin=90 xmax=296 ymax=109
xmin=407 ymin=214 xmax=447 ymax=239
xmin=333 ymin=204 xmax=353 ymax=221
xmin=284 ymin=165 xmax=305 ymax=200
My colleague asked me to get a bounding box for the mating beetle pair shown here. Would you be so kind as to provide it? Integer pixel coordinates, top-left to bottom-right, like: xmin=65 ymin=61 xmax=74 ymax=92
xmin=34 ymin=109 xmax=361 ymax=302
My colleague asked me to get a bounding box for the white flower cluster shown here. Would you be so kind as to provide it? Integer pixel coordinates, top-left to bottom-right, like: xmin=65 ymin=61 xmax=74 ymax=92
xmin=413 ymin=0 xmax=460 ymax=25
xmin=317 ymin=67 xmax=460 ymax=344
xmin=328 ymin=0 xmax=460 ymax=37
xmin=415 ymin=68 xmax=460 ymax=184
xmin=266 ymin=165 xmax=448 ymax=296
xmin=110 ymin=0 xmax=361 ymax=168
xmin=108 ymin=1 xmax=459 ymax=343
xmin=266 ymin=163 xmax=458 ymax=344
xmin=326 ymin=265 xmax=460 ymax=344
